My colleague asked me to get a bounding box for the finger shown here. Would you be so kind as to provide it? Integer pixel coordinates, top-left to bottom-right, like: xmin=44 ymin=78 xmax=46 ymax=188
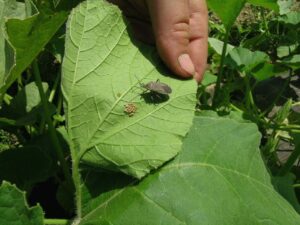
xmin=188 ymin=0 xmax=208 ymax=82
xmin=146 ymin=0 xmax=195 ymax=78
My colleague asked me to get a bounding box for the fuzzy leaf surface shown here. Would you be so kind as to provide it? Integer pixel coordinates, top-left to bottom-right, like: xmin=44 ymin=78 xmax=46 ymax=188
xmin=0 ymin=181 xmax=44 ymax=225
xmin=62 ymin=0 xmax=196 ymax=179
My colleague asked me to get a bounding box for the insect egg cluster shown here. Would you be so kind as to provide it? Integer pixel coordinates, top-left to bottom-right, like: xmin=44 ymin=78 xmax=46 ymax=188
xmin=124 ymin=103 xmax=137 ymax=117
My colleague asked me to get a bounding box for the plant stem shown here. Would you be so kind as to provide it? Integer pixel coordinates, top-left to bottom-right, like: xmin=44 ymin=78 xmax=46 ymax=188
xmin=72 ymin=157 xmax=82 ymax=219
xmin=229 ymin=103 xmax=243 ymax=112
xmin=38 ymin=116 xmax=46 ymax=134
xmin=280 ymin=124 xmax=300 ymax=129
xmin=32 ymin=60 xmax=73 ymax=187
xmin=278 ymin=141 xmax=300 ymax=176
xmin=244 ymin=75 xmax=258 ymax=114
xmin=264 ymin=123 xmax=300 ymax=133
xmin=213 ymin=29 xmax=230 ymax=108
xmin=71 ymin=145 xmax=92 ymax=220
xmin=278 ymin=150 xmax=300 ymax=175
xmin=17 ymin=75 xmax=23 ymax=91
xmin=44 ymin=219 xmax=70 ymax=225
xmin=292 ymin=102 xmax=300 ymax=107
xmin=53 ymin=89 xmax=63 ymax=127
xmin=3 ymin=93 xmax=12 ymax=105
xmin=275 ymin=128 xmax=300 ymax=133
xmin=260 ymin=75 xmax=291 ymax=117
xmin=49 ymin=71 xmax=61 ymax=103
xmin=260 ymin=8 xmax=270 ymax=36
xmin=72 ymin=149 xmax=91 ymax=220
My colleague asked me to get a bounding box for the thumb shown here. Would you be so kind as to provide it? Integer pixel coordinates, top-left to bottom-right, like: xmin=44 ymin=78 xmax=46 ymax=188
xmin=146 ymin=0 xmax=195 ymax=78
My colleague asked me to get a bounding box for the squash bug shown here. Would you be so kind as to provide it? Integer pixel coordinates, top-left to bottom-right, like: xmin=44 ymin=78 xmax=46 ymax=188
xmin=140 ymin=79 xmax=172 ymax=96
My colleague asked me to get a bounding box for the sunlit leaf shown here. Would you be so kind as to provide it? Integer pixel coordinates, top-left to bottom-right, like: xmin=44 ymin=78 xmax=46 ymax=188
xmin=0 ymin=0 xmax=67 ymax=101
xmin=281 ymin=54 xmax=300 ymax=70
xmin=0 ymin=82 xmax=55 ymax=127
xmin=227 ymin=47 xmax=269 ymax=74
xmin=208 ymin=37 xmax=235 ymax=55
xmin=277 ymin=0 xmax=294 ymax=15
xmin=248 ymin=0 xmax=279 ymax=12
xmin=277 ymin=44 xmax=298 ymax=58
xmin=207 ymin=0 xmax=246 ymax=29
xmin=279 ymin=11 xmax=300 ymax=25
xmin=79 ymin=112 xmax=300 ymax=225
xmin=62 ymin=0 xmax=196 ymax=179
xmin=0 ymin=0 xmax=25 ymax=100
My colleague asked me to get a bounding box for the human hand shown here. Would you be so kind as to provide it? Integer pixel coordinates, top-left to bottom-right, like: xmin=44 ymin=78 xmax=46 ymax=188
xmin=108 ymin=0 xmax=208 ymax=82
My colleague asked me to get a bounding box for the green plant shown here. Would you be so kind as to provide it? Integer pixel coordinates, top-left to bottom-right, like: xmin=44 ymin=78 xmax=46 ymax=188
xmin=0 ymin=0 xmax=300 ymax=224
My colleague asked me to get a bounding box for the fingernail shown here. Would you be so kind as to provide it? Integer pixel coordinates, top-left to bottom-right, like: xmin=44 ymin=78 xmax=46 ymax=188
xmin=194 ymin=72 xmax=200 ymax=82
xmin=194 ymin=72 xmax=200 ymax=81
xmin=178 ymin=54 xmax=195 ymax=75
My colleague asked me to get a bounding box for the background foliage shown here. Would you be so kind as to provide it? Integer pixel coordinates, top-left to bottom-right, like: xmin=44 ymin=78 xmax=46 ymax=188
xmin=0 ymin=0 xmax=299 ymax=224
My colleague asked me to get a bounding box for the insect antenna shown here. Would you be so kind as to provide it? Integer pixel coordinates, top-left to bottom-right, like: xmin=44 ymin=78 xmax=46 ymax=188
xmin=133 ymin=74 xmax=145 ymax=88
xmin=127 ymin=74 xmax=146 ymax=102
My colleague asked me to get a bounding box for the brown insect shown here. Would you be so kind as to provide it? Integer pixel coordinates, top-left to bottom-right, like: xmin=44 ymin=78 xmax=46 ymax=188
xmin=124 ymin=103 xmax=137 ymax=117
xmin=140 ymin=79 xmax=172 ymax=96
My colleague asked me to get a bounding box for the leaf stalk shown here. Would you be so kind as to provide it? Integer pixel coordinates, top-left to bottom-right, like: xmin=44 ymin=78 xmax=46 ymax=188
xmin=44 ymin=218 xmax=70 ymax=225
xmin=213 ymin=29 xmax=230 ymax=107
xmin=72 ymin=157 xmax=82 ymax=219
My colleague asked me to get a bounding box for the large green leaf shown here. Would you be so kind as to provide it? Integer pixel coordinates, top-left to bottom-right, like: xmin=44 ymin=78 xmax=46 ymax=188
xmin=272 ymin=174 xmax=300 ymax=213
xmin=281 ymin=54 xmax=300 ymax=70
xmin=208 ymin=37 xmax=235 ymax=55
xmin=62 ymin=0 xmax=196 ymax=179
xmin=0 ymin=0 xmax=67 ymax=101
xmin=0 ymin=146 xmax=54 ymax=190
xmin=0 ymin=82 xmax=57 ymax=127
xmin=228 ymin=47 xmax=269 ymax=71
xmin=226 ymin=46 xmax=282 ymax=81
xmin=0 ymin=0 xmax=25 ymax=98
xmin=207 ymin=0 xmax=246 ymax=29
xmin=279 ymin=11 xmax=300 ymax=25
xmin=79 ymin=112 xmax=300 ymax=225
xmin=277 ymin=0 xmax=294 ymax=15
xmin=0 ymin=0 xmax=26 ymax=20
xmin=248 ymin=0 xmax=279 ymax=12
xmin=0 ymin=82 xmax=48 ymax=116
xmin=0 ymin=181 xmax=44 ymax=225
xmin=277 ymin=44 xmax=298 ymax=58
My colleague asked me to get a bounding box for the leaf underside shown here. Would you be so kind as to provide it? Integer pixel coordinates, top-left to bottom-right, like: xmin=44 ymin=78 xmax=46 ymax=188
xmin=62 ymin=0 xmax=197 ymax=178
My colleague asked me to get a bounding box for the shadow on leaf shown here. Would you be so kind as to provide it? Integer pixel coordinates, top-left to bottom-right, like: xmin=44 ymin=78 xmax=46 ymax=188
xmin=140 ymin=92 xmax=170 ymax=104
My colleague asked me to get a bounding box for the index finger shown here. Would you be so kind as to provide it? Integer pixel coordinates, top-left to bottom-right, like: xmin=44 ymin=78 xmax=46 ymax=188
xmin=188 ymin=0 xmax=208 ymax=82
xmin=147 ymin=0 xmax=195 ymax=78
